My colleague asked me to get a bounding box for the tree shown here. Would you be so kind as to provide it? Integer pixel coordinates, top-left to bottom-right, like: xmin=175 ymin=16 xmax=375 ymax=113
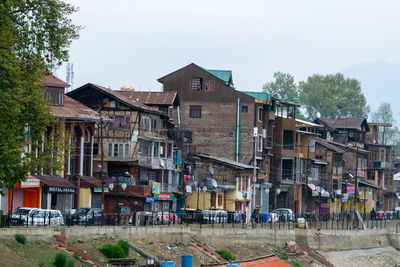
xmin=0 ymin=1 xmax=80 ymax=190
xmin=370 ymin=102 xmax=399 ymax=146
xmin=262 ymin=72 xmax=299 ymax=103
xmin=298 ymin=73 xmax=370 ymax=120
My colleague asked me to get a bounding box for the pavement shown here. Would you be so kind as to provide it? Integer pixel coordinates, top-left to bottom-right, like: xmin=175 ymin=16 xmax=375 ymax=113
xmin=319 ymin=246 xmax=400 ymax=267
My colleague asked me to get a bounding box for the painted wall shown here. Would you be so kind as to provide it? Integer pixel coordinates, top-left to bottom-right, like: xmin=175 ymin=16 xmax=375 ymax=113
xmin=186 ymin=190 xmax=211 ymax=210
xmin=79 ymin=188 xmax=91 ymax=208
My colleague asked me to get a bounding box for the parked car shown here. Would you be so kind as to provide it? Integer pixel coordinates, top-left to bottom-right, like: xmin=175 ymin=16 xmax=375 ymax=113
xmin=109 ymin=206 xmax=131 ymax=225
xmin=11 ymin=207 xmax=39 ymax=225
xmin=202 ymin=209 xmax=228 ymax=224
xmin=71 ymin=208 xmax=103 ymax=225
xmin=31 ymin=209 xmax=64 ymax=226
xmin=155 ymin=212 xmax=181 ymax=224
xmin=182 ymin=209 xmax=202 ymax=224
xmin=271 ymin=208 xmax=295 ymax=222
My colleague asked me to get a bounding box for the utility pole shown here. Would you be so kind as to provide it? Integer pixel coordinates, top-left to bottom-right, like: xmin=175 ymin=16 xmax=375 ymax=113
xmin=100 ymin=116 xmax=105 ymax=211
xmin=251 ymin=128 xmax=257 ymax=214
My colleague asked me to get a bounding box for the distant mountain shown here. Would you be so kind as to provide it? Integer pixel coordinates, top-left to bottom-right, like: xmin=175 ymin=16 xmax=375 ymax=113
xmin=341 ymin=61 xmax=400 ymax=123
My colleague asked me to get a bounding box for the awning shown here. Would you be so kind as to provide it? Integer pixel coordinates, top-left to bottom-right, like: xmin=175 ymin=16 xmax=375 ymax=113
xmin=80 ymin=176 xmax=102 ymax=188
xmin=308 ymin=184 xmax=316 ymax=191
xmin=312 ymin=159 xmax=328 ymax=165
xmin=31 ymin=175 xmax=77 ymax=193
xmin=358 ymin=180 xmax=381 ymax=189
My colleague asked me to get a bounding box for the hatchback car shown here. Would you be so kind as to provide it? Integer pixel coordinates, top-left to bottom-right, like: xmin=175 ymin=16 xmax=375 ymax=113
xmin=31 ymin=209 xmax=64 ymax=226
xmin=11 ymin=207 xmax=39 ymax=225
xmin=271 ymin=208 xmax=295 ymax=222
xmin=71 ymin=208 xmax=103 ymax=225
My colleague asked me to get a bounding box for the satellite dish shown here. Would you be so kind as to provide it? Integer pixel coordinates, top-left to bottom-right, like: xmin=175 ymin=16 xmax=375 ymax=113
xmin=202 ymin=186 xmax=207 ymax=192
xmin=212 ymin=179 xmax=217 ymax=188
xmin=209 ymin=164 xmax=215 ymax=175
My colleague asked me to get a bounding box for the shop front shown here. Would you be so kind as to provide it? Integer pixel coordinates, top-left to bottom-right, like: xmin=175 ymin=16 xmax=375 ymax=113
xmin=8 ymin=176 xmax=41 ymax=213
xmin=34 ymin=175 xmax=77 ymax=214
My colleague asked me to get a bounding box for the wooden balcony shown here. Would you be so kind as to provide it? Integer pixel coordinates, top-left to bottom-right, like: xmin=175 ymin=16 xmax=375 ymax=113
xmin=130 ymin=185 xmax=152 ymax=197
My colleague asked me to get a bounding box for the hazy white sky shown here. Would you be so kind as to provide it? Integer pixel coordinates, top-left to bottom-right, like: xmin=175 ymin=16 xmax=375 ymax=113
xmin=58 ymin=0 xmax=400 ymax=115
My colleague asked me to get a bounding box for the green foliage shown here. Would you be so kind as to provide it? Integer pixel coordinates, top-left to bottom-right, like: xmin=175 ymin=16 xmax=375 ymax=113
xmin=263 ymin=72 xmax=299 ymax=103
xmin=0 ymin=0 xmax=79 ymax=191
xmin=370 ymin=102 xmax=400 ymax=146
xmin=15 ymin=234 xmax=27 ymax=244
xmin=99 ymin=243 xmax=127 ymax=259
xmin=290 ymin=261 xmax=301 ymax=267
xmin=280 ymin=251 xmax=288 ymax=260
xmin=67 ymin=260 xmax=75 ymax=267
xmin=117 ymin=240 xmax=130 ymax=256
xmin=215 ymin=249 xmax=236 ymax=261
xmin=298 ymin=73 xmax=369 ymax=120
xmin=53 ymin=252 xmax=67 ymax=267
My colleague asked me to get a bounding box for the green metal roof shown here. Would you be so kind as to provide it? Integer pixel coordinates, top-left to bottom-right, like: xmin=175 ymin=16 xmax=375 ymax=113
xmin=241 ymin=91 xmax=271 ymax=102
xmin=206 ymin=69 xmax=232 ymax=83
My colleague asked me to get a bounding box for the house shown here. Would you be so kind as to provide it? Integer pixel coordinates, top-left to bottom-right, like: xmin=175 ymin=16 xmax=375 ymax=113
xmin=365 ymin=123 xmax=397 ymax=211
xmin=8 ymin=75 xmax=102 ymax=214
xmin=158 ymin=63 xmax=275 ymax=214
xmin=67 ymin=84 xmax=183 ymax=213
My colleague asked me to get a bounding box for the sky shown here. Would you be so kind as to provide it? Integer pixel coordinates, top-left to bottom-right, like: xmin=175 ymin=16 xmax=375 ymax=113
xmin=57 ymin=0 xmax=400 ymax=121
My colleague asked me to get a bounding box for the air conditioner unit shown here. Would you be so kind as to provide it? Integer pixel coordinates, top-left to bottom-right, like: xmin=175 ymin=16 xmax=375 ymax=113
xmin=253 ymin=127 xmax=258 ymax=137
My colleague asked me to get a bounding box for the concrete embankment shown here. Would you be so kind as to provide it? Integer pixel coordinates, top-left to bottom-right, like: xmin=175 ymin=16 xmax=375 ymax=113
xmin=1 ymin=223 xmax=400 ymax=253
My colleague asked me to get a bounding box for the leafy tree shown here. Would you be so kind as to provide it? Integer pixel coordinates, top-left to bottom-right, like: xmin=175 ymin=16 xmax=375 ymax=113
xmin=262 ymin=72 xmax=305 ymax=119
xmin=0 ymin=1 xmax=80 ymax=190
xmin=263 ymin=72 xmax=299 ymax=103
xmin=370 ymin=102 xmax=399 ymax=146
xmin=298 ymin=73 xmax=370 ymax=120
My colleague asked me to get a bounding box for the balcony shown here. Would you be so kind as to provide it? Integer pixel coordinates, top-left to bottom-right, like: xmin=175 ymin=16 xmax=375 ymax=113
xmin=138 ymin=155 xmax=174 ymax=170
xmin=130 ymin=185 xmax=152 ymax=197
xmin=160 ymin=183 xmax=181 ymax=194
xmin=381 ymin=162 xmax=395 ymax=169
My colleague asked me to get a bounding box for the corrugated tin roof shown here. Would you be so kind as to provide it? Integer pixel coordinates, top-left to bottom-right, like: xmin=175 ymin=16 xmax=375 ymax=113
xmin=51 ymin=95 xmax=102 ymax=121
xmin=116 ymin=91 xmax=179 ymax=106
xmin=205 ymin=69 xmax=232 ymax=83
xmin=241 ymin=91 xmax=271 ymax=103
xmin=296 ymin=119 xmax=323 ymax=128
xmin=318 ymin=118 xmax=369 ymax=131
xmin=196 ymin=153 xmax=254 ymax=170
xmin=30 ymin=175 xmax=77 ymax=188
xmin=42 ymin=75 xmax=70 ymax=87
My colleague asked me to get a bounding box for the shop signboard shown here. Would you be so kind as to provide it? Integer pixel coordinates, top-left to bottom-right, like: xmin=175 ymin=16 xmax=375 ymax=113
xmin=146 ymin=197 xmax=154 ymax=203
xmin=152 ymin=182 xmax=160 ymax=194
xmin=347 ymin=185 xmax=355 ymax=196
xmin=21 ymin=179 xmax=40 ymax=188
xmin=342 ymin=194 xmax=348 ymax=202
xmin=94 ymin=187 xmax=109 ymax=193
xmin=48 ymin=186 xmax=76 ymax=193
xmin=155 ymin=194 xmax=174 ymax=201
xmin=357 ymin=170 xmax=365 ymax=178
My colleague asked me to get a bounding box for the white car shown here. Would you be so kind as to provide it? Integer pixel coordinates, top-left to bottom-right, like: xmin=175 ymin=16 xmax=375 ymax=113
xmin=11 ymin=207 xmax=39 ymax=225
xmin=271 ymin=208 xmax=295 ymax=222
xmin=31 ymin=209 xmax=64 ymax=226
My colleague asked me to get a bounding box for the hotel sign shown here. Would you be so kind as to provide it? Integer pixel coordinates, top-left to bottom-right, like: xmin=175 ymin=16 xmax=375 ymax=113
xmin=48 ymin=186 xmax=76 ymax=193
xmin=21 ymin=180 xmax=40 ymax=188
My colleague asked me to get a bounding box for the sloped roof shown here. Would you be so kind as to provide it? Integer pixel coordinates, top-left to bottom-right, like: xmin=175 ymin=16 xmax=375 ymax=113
xmin=68 ymin=83 xmax=165 ymax=116
xmin=315 ymin=137 xmax=345 ymax=153
xmin=318 ymin=118 xmax=369 ymax=131
xmin=51 ymin=95 xmax=102 ymax=121
xmin=116 ymin=91 xmax=179 ymax=106
xmin=42 ymin=75 xmax=70 ymax=87
xmin=30 ymin=175 xmax=77 ymax=188
xmin=205 ymin=69 xmax=232 ymax=84
xmin=196 ymin=153 xmax=254 ymax=170
xmin=241 ymin=91 xmax=272 ymax=103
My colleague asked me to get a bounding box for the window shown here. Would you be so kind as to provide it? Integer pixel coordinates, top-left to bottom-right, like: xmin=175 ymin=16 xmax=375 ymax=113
xmin=151 ymin=118 xmax=161 ymax=133
xmin=205 ymin=80 xmax=215 ymax=91
xmin=218 ymin=194 xmax=223 ymax=206
xmin=283 ymin=130 xmax=294 ymax=150
xmin=139 ymin=142 xmax=151 ymax=157
xmin=258 ymin=107 xmax=263 ymax=121
xmin=333 ymin=179 xmax=339 ymax=190
xmin=282 ymin=159 xmax=293 ymax=180
xmin=159 ymin=106 xmax=168 ymax=112
xmin=141 ymin=116 xmax=150 ymax=131
xmin=167 ymin=143 xmax=173 ymax=158
xmin=242 ymin=105 xmax=248 ymax=113
xmin=107 ymin=143 xmax=130 ymax=158
xmin=160 ymin=143 xmax=166 ymax=157
xmin=45 ymin=90 xmax=64 ymax=105
xmin=190 ymin=105 xmax=201 ymax=118
xmin=257 ymin=135 xmax=263 ymax=152
xmin=111 ymin=116 xmax=130 ymax=129
xmin=153 ymin=142 xmax=159 ymax=157
xmin=191 ymin=77 xmax=202 ymax=91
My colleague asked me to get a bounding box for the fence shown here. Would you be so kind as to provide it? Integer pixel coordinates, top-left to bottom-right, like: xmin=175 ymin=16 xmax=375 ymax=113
xmin=1 ymin=211 xmax=399 ymax=230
